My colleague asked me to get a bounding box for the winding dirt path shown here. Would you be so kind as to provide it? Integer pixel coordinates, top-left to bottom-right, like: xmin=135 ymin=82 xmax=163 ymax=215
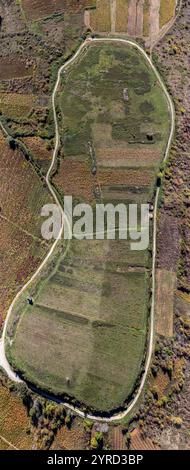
xmin=0 ymin=37 xmax=175 ymax=422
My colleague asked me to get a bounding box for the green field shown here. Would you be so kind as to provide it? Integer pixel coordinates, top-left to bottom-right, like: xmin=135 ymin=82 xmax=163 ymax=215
xmin=7 ymin=43 xmax=170 ymax=412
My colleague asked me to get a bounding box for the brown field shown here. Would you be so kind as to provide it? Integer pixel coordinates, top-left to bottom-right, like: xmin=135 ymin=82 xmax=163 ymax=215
xmin=22 ymin=136 xmax=52 ymax=172
xmin=115 ymin=0 xmax=128 ymax=32
xmin=153 ymin=370 xmax=170 ymax=398
xmin=8 ymin=41 xmax=169 ymax=413
xmin=0 ymin=384 xmax=32 ymax=449
xmin=127 ymin=0 xmax=138 ymax=36
xmin=97 ymin=146 xmax=161 ymax=167
xmin=111 ymin=426 xmax=126 ymax=450
xmin=0 ymin=93 xmax=36 ymax=118
xmin=156 ymin=269 xmax=176 ymax=337
xmin=90 ymin=0 xmax=111 ymax=32
xmin=53 ymin=158 xmax=97 ymax=203
xmin=130 ymin=428 xmax=159 ymax=450
xmin=0 ymin=60 xmax=33 ymax=80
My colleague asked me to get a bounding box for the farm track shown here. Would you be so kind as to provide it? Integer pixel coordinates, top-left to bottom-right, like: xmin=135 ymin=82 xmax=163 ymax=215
xmin=0 ymin=37 xmax=175 ymax=422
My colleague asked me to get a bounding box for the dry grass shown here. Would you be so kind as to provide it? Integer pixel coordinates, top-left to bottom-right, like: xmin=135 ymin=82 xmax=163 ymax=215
xmin=97 ymin=146 xmax=161 ymax=167
xmin=0 ymin=60 xmax=33 ymax=80
xmin=90 ymin=0 xmax=111 ymax=32
xmin=159 ymin=0 xmax=176 ymax=28
xmin=51 ymin=418 xmax=88 ymax=450
xmin=156 ymin=269 xmax=176 ymax=337
xmin=53 ymin=158 xmax=97 ymax=203
xmin=0 ymin=93 xmax=36 ymax=118
xmin=0 ymin=384 xmax=32 ymax=449
xmin=115 ymin=0 xmax=128 ymax=32
xmin=0 ymin=131 xmax=51 ymax=318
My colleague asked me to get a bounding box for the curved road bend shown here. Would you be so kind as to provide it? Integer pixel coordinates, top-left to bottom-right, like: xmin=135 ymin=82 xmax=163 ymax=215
xmin=0 ymin=37 xmax=175 ymax=422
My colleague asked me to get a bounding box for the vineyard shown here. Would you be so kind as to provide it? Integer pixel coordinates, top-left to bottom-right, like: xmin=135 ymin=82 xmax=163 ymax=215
xmin=0 ymin=131 xmax=52 ymax=319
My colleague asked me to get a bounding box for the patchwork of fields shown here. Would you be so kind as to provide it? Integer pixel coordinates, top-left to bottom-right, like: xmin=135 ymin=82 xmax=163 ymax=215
xmin=7 ymin=43 xmax=170 ymax=412
xmin=87 ymin=0 xmax=177 ymax=40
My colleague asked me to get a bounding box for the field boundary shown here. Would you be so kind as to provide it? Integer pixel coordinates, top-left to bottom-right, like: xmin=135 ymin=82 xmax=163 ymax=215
xmin=0 ymin=37 xmax=175 ymax=422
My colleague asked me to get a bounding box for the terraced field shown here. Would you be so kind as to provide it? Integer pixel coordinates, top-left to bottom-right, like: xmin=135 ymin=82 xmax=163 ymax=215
xmin=7 ymin=42 xmax=170 ymax=412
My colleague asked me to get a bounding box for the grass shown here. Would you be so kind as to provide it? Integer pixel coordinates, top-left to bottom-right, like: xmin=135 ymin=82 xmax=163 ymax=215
xmin=7 ymin=42 xmax=170 ymax=412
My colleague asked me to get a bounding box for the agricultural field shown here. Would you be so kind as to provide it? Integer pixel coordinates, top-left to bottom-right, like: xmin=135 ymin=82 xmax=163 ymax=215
xmin=0 ymin=131 xmax=52 ymax=320
xmin=22 ymin=137 xmax=52 ymax=173
xmin=51 ymin=417 xmax=88 ymax=450
xmin=159 ymin=0 xmax=176 ymax=29
xmin=0 ymin=60 xmax=33 ymax=81
xmin=87 ymin=0 xmax=176 ymax=40
xmin=0 ymin=383 xmax=32 ymax=450
xmin=130 ymin=428 xmax=159 ymax=450
xmin=89 ymin=0 xmax=111 ymax=32
xmin=156 ymin=269 xmax=176 ymax=337
xmin=21 ymin=0 xmax=96 ymax=21
xmin=7 ymin=42 xmax=170 ymax=412
xmin=0 ymin=93 xmax=36 ymax=119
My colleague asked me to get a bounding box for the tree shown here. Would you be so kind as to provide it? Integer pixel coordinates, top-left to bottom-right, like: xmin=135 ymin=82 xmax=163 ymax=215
xmin=6 ymin=135 xmax=17 ymax=150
